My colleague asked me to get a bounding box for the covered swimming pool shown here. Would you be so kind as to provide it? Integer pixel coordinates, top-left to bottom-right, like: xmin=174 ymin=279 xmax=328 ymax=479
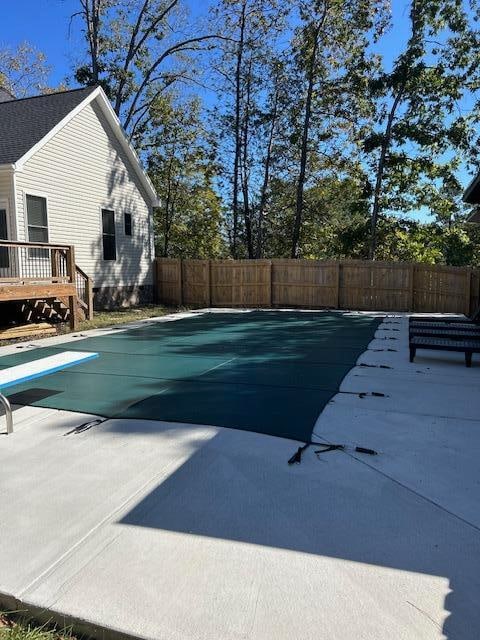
xmin=0 ymin=311 xmax=381 ymax=441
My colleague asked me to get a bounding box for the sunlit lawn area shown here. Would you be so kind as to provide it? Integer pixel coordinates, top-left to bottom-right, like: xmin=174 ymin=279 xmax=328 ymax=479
xmin=0 ymin=613 xmax=73 ymax=640
xmin=77 ymin=304 xmax=182 ymax=331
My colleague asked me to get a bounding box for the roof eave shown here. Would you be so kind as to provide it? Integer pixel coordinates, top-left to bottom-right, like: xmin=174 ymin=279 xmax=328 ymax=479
xmin=463 ymin=173 xmax=480 ymax=204
xmin=13 ymin=86 xmax=158 ymax=207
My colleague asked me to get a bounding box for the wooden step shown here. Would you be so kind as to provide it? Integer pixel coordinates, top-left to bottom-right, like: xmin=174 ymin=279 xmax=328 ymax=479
xmin=0 ymin=322 xmax=57 ymax=340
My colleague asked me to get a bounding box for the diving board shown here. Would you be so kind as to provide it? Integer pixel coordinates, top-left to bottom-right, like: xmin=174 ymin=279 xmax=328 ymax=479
xmin=0 ymin=351 xmax=98 ymax=434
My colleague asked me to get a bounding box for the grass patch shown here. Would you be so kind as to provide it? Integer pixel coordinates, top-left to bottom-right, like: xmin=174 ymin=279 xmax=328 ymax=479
xmin=0 ymin=613 xmax=74 ymax=640
xmin=0 ymin=305 xmax=186 ymax=346
xmin=77 ymin=304 xmax=182 ymax=331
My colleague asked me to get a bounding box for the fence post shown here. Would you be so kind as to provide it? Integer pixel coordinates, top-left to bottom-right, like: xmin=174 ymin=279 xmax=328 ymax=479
xmin=206 ymin=259 xmax=211 ymax=307
xmin=335 ymin=262 xmax=341 ymax=309
xmin=268 ymin=260 xmax=273 ymax=307
xmin=155 ymin=259 xmax=160 ymax=303
xmin=177 ymin=258 xmax=183 ymax=306
xmin=409 ymin=264 xmax=415 ymax=312
xmin=465 ymin=268 xmax=472 ymax=316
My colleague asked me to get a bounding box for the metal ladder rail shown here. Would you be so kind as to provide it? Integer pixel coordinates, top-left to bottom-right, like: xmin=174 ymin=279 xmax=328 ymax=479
xmin=0 ymin=392 xmax=13 ymax=434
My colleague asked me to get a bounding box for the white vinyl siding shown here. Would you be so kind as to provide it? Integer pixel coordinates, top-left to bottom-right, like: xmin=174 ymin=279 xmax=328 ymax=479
xmin=0 ymin=171 xmax=14 ymax=240
xmin=0 ymin=172 xmax=11 ymax=201
xmin=14 ymin=100 xmax=154 ymax=289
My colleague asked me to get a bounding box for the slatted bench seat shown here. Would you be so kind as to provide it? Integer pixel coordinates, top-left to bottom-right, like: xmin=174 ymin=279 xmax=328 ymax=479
xmin=409 ymin=327 xmax=480 ymax=341
xmin=409 ymin=321 xmax=476 ymax=331
xmin=409 ymin=305 xmax=480 ymax=326
xmin=410 ymin=316 xmax=468 ymax=323
xmin=0 ymin=351 xmax=98 ymax=434
xmin=409 ymin=336 xmax=480 ymax=368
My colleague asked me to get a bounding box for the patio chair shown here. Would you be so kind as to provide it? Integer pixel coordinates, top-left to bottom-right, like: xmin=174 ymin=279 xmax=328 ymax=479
xmin=409 ymin=336 xmax=480 ymax=367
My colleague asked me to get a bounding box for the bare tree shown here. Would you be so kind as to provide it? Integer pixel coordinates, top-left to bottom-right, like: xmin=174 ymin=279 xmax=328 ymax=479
xmin=74 ymin=0 xmax=226 ymax=139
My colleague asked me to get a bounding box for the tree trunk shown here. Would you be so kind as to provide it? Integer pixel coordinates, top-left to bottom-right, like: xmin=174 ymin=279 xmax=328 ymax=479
xmin=257 ymin=84 xmax=279 ymax=258
xmin=369 ymin=0 xmax=420 ymax=260
xmin=241 ymin=58 xmax=254 ymax=258
xmin=82 ymin=0 xmax=101 ymax=84
xmin=231 ymin=1 xmax=247 ymax=259
xmin=291 ymin=14 xmax=325 ymax=259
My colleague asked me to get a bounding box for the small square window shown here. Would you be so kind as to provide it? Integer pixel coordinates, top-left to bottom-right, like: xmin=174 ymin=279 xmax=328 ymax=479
xmin=124 ymin=213 xmax=132 ymax=236
xmin=0 ymin=208 xmax=9 ymax=269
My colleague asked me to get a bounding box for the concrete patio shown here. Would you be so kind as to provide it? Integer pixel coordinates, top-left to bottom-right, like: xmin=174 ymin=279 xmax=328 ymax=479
xmin=0 ymin=311 xmax=479 ymax=640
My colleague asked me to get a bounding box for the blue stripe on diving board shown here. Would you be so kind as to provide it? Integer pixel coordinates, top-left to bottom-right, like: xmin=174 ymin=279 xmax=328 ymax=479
xmin=0 ymin=352 xmax=99 ymax=391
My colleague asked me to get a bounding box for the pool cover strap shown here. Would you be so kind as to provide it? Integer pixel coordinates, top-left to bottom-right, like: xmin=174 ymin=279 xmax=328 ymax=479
xmin=288 ymin=441 xmax=378 ymax=464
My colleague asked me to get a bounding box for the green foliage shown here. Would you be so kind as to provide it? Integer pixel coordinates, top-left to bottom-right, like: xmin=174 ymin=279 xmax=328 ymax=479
xmin=362 ymin=0 xmax=477 ymax=252
xmin=0 ymin=42 xmax=50 ymax=96
xmin=67 ymin=0 xmax=480 ymax=266
xmin=149 ymin=97 xmax=226 ymax=258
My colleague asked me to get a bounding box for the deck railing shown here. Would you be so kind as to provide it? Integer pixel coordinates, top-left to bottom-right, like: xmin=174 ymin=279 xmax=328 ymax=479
xmin=0 ymin=240 xmax=73 ymax=284
xmin=0 ymin=240 xmax=93 ymax=323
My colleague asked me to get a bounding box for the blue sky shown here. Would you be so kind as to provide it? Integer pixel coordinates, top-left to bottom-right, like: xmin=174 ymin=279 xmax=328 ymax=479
xmin=2 ymin=0 xmax=411 ymax=88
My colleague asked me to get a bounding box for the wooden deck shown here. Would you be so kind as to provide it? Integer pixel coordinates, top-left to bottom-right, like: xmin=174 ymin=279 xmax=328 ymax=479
xmin=0 ymin=241 xmax=93 ymax=330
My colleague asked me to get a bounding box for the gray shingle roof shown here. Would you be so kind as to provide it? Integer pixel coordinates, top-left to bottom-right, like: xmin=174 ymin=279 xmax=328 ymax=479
xmin=0 ymin=86 xmax=98 ymax=165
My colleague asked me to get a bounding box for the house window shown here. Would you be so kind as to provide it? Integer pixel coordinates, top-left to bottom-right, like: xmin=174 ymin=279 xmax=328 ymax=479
xmin=102 ymin=209 xmax=116 ymax=260
xmin=0 ymin=208 xmax=9 ymax=269
xmin=26 ymin=194 xmax=49 ymax=258
xmin=124 ymin=213 xmax=132 ymax=236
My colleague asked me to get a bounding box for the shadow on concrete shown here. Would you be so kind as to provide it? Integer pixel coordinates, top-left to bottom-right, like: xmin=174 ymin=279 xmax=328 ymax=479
xmin=117 ymin=427 xmax=480 ymax=640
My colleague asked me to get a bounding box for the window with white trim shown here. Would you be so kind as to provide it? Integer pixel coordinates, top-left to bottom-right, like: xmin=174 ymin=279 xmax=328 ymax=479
xmin=124 ymin=212 xmax=132 ymax=236
xmin=102 ymin=209 xmax=116 ymax=260
xmin=26 ymin=195 xmax=49 ymax=258
xmin=0 ymin=208 xmax=9 ymax=268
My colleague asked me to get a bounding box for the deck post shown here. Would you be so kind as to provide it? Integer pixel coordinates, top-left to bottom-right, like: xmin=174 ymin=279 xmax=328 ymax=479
xmin=50 ymin=248 xmax=59 ymax=279
xmin=66 ymin=245 xmax=78 ymax=331
xmin=85 ymin=276 xmax=94 ymax=320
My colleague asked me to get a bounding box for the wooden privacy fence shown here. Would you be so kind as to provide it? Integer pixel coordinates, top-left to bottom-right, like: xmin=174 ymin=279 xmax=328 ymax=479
xmin=155 ymin=258 xmax=480 ymax=315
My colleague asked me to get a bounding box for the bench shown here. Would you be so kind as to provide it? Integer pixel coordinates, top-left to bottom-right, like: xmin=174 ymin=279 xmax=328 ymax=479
xmin=409 ymin=336 xmax=480 ymax=368
xmin=409 ymin=327 xmax=480 ymax=341
xmin=409 ymin=321 xmax=477 ymax=331
xmin=409 ymin=304 xmax=480 ymax=325
xmin=0 ymin=351 xmax=98 ymax=434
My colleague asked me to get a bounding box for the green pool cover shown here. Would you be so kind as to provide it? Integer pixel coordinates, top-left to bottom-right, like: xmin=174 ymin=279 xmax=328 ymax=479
xmin=0 ymin=311 xmax=381 ymax=442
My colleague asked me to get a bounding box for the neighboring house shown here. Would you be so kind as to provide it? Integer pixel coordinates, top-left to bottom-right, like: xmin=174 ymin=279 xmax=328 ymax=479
xmin=0 ymin=85 xmax=158 ymax=308
xmin=463 ymin=173 xmax=480 ymax=221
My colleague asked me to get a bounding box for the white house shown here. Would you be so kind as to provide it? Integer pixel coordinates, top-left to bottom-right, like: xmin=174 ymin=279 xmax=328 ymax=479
xmin=0 ymin=85 xmax=158 ymax=309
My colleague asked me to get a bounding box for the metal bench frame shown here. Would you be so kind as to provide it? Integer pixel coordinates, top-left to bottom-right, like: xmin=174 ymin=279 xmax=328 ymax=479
xmin=409 ymin=337 xmax=480 ymax=368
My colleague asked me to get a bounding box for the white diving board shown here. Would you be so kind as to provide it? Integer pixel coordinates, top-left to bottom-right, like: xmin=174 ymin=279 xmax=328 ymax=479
xmin=0 ymin=351 xmax=98 ymax=434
